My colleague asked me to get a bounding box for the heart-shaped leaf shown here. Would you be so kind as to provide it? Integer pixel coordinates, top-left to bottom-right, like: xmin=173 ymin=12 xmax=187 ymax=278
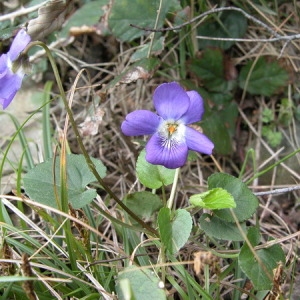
xmin=108 ymin=0 xmax=181 ymax=41
xmin=199 ymin=213 xmax=247 ymax=241
xmin=208 ymin=173 xmax=259 ymax=222
xmin=23 ymin=154 xmax=106 ymax=209
xmin=188 ymin=49 xmax=237 ymax=93
xmin=201 ymin=101 xmax=238 ymax=155
xmin=198 ymin=10 xmax=247 ymax=50
xmin=136 ymin=150 xmax=175 ymax=189
xmin=190 ymin=188 xmax=236 ymax=210
xmin=124 ymin=191 xmax=163 ymax=220
xmin=158 ymin=208 xmax=192 ymax=255
xmin=239 ymin=57 xmax=289 ymax=96
xmin=239 ymin=227 xmax=285 ymax=290
xmin=116 ymin=266 xmax=166 ymax=300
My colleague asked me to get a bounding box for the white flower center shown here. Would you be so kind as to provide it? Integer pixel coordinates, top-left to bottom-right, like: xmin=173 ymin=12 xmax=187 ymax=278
xmin=157 ymin=120 xmax=185 ymax=149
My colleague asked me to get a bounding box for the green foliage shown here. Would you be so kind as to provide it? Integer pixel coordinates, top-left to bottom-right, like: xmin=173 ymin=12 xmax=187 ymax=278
xmin=199 ymin=213 xmax=247 ymax=241
xmin=238 ymin=227 xmax=285 ymax=290
xmin=261 ymin=99 xmax=294 ymax=148
xmin=188 ymin=49 xmax=236 ymax=93
xmin=295 ymin=104 xmax=300 ymax=121
xmin=131 ymin=37 xmax=165 ymax=61
xmin=158 ymin=208 xmax=192 ymax=255
xmin=198 ymin=10 xmax=248 ymax=50
xmin=278 ymin=98 xmax=293 ymax=126
xmin=208 ymin=173 xmax=259 ymax=222
xmin=124 ymin=191 xmax=163 ymax=220
xmin=0 ymin=198 xmax=111 ymax=299
xmin=108 ymin=0 xmax=181 ymax=42
xmin=187 ymin=49 xmax=240 ymax=155
xmin=201 ymin=102 xmax=238 ymax=155
xmin=1 ymin=1 xmax=297 ymax=299
xmin=116 ymin=266 xmax=166 ymax=300
xmin=136 ymin=150 xmax=175 ymax=189
xmin=23 ymin=154 xmax=106 ymax=209
xmin=190 ymin=188 xmax=236 ymax=210
xmin=239 ymin=57 xmax=289 ymax=96
xmin=262 ymin=126 xmax=282 ymax=147
xmin=262 ymin=108 xmax=274 ymax=123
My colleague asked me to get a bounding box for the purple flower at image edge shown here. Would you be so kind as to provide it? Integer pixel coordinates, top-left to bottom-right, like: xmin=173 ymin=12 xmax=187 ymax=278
xmin=0 ymin=29 xmax=31 ymax=109
xmin=121 ymin=82 xmax=214 ymax=169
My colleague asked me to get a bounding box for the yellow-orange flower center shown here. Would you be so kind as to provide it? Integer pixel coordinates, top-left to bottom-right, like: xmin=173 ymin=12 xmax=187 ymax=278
xmin=167 ymin=124 xmax=178 ymax=135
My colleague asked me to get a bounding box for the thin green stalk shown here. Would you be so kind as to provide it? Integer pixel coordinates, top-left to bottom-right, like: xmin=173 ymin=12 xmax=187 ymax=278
xmin=232 ymin=242 xmax=244 ymax=300
xmin=238 ymin=148 xmax=255 ymax=179
xmin=204 ymin=264 xmax=210 ymax=293
xmin=16 ymin=151 xmax=26 ymax=229
xmin=0 ymin=111 xmax=35 ymax=175
xmin=0 ymin=106 xmax=46 ymax=192
xmin=161 ymin=167 xmax=180 ymax=286
xmin=158 ymin=244 xmax=166 ymax=283
xmin=161 ymin=186 xmax=166 ymax=206
xmin=24 ymin=41 xmax=158 ymax=237
xmin=167 ymin=168 xmax=180 ymax=210
xmin=179 ymin=30 xmax=187 ymax=79
xmin=42 ymin=81 xmax=53 ymax=160
xmin=147 ymin=0 xmax=163 ymax=58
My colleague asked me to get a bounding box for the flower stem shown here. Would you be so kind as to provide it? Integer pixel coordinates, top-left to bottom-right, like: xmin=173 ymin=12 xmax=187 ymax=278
xmin=147 ymin=0 xmax=163 ymax=58
xmin=167 ymin=168 xmax=180 ymax=210
xmin=24 ymin=41 xmax=158 ymax=237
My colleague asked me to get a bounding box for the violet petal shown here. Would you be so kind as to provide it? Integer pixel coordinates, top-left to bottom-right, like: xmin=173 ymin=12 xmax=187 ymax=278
xmin=0 ymin=90 xmax=17 ymax=109
xmin=0 ymin=72 xmax=23 ymax=108
xmin=145 ymin=133 xmax=188 ymax=169
xmin=180 ymin=91 xmax=204 ymax=124
xmin=0 ymin=54 xmax=9 ymax=75
xmin=9 ymin=29 xmax=31 ymax=61
xmin=121 ymin=110 xmax=161 ymax=136
xmin=153 ymin=82 xmax=190 ymax=120
xmin=185 ymin=126 xmax=214 ymax=155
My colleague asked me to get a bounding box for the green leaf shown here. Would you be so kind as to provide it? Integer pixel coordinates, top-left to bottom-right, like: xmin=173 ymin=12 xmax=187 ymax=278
xmin=262 ymin=108 xmax=274 ymax=123
xmin=0 ymin=276 xmax=35 ymax=283
xmin=239 ymin=227 xmax=285 ymax=290
xmin=59 ymin=0 xmax=109 ymax=38
xmin=131 ymin=37 xmax=165 ymax=61
xmin=239 ymin=57 xmax=289 ymax=96
xmin=190 ymin=188 xmax=236 ymax=210
xmin=295 ymin=104 xmax=300 ymax=121
xmin=188 ymin=49 xmax=237 ymax=93
xmin=0 ymin=27 xmax=21 ymax=40
xmin=116 ymin=266 xmax=166 ymax=300
xmin=262 ymin=126 xmax=282 ymax=148
xmin=199 ymin=213 xmax=247 ymax=241
xmin=158 ymin=208 xmax=192 ymax=255
xmin=108 ymin=0 xmax=180 ymax=41
xmin=208 ymin=173 xmax=259 ymax=222
xmin=23 ymin=154 xmax=106 ymax=209
xmin=124 ymin=191 xmax=163 ymax=220
xmin=201 ymin=102 xmax=238 ymax=155
xmin=136 ymin=150 xmax=175 ymax=189
xmin=205 ymin=92 xmax=233 ymax=106
xmin=278 ymin=98 xmax=293 ymax=126
xmin=198 ymin=10 xmax=247 ymax=50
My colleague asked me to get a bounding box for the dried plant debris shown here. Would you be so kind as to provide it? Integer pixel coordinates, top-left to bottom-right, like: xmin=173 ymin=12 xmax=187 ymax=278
xmin=27 ymin=0 xmax=75 ymax=40
xmin=79 ymin=107 xmax=105 ymax=136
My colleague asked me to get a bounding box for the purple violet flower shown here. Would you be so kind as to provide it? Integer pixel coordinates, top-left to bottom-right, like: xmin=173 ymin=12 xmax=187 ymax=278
xmin=121 ymin=82 xmax=214 ymax=169
xmin=0 ymin=29 xmax=31 ymax=109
